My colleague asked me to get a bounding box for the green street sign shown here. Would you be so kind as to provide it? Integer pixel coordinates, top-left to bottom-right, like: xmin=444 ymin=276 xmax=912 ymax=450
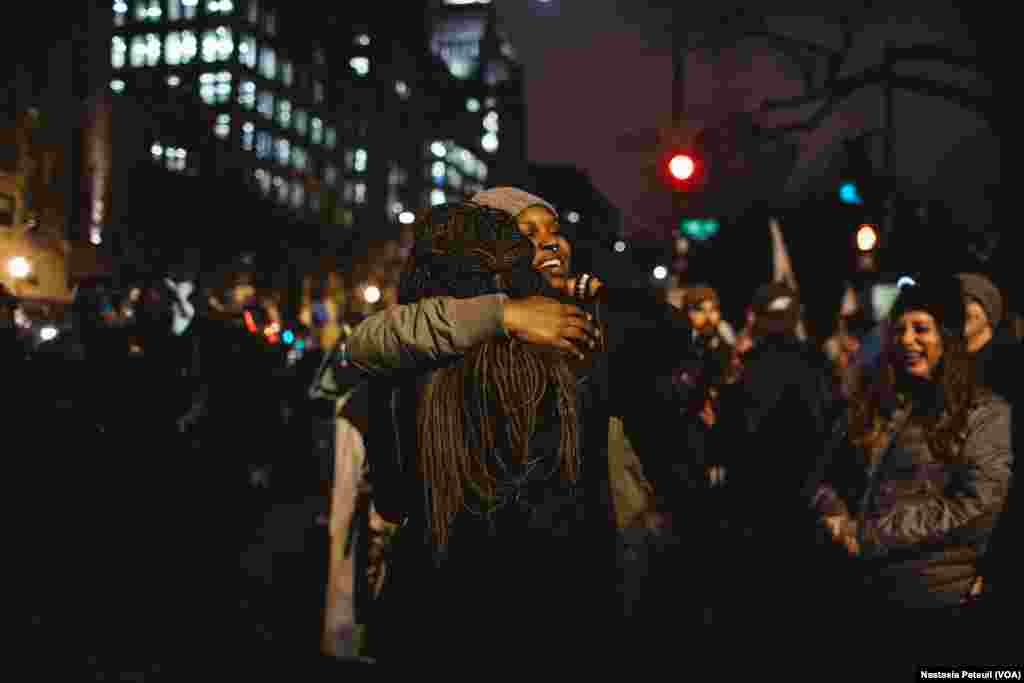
xmin=679 ymin=218 xmax=719 ymax=241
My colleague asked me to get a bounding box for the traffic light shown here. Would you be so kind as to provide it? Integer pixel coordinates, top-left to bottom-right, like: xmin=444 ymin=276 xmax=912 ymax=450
xmin=661 ymin=148 xmax=705 ymax=190
xmin=839 ymin=181 xmax=864 ymax=205
xmin=853 ymin=221 xmax=880 ymax=273
xmin=669 ymin=153 xmax=696 ymax=181
xmin=855 ymin=223 xmax=879 ymax=252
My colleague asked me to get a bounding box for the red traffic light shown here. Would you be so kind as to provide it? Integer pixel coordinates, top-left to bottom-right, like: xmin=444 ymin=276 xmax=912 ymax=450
xmin=668 ymin=154 xmax=696 ymax=181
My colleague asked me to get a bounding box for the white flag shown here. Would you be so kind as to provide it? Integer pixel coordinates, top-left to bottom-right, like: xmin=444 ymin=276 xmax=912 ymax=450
xmin=769 ymin=217 xmax=806 ymax=340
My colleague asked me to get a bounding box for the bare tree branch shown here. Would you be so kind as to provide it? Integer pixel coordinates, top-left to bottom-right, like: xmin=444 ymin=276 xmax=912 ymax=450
xmin=884 ymin=44 xmax=984 ymax=72
xmin=760 ymin=63 xmax=992 ymax=118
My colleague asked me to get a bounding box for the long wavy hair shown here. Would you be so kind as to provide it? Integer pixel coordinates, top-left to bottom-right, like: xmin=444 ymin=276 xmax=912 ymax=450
xmin=846 ymin=319 xmax=976 ymax=464
xmin=397 ymin=203 xmax=580 ymax=558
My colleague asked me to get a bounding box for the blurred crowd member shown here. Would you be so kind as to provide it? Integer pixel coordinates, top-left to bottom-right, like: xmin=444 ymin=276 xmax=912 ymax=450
xmin=714 ymin=282 xmax=834 ymax=629
xmin=823 ymin=308 xmax=876 ymax=407
xmin=957 ymin=272 xmax=1019 ymax=399
xmin=809 ymin=276 xmax=1012 ymax=648
xmin=957 ymin=272 xmax=1021 ymax=616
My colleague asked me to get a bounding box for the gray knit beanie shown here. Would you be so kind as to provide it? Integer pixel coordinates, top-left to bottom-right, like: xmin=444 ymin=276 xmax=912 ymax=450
xmin=956 ymin=272 xmax=1003 ymax=329
xmin=470 ymin=187 xmax=558 ymax=219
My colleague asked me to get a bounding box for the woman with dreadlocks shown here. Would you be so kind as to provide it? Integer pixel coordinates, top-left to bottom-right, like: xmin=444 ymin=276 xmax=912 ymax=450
xmin=360 ymin=202 xmax=627 ymax=664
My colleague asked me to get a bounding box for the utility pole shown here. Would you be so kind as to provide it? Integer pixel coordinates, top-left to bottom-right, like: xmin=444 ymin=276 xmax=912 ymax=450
xmin=670 ymin=6 xmax=688 ymax=283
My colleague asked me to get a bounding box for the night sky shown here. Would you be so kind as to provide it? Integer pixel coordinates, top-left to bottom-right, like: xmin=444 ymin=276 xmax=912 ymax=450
xmin=494 ymin=1 xmax=1006 ymax=322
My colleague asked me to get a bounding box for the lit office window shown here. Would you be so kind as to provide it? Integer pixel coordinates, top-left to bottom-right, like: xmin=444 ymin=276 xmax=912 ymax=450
xmin=202 ymin=30 xmax=218 ymax=62
xmin=214 ymin=114 xmax=231 ymax=139
xmin=483 ymin=111 xmax=499 ymax=133
xmin=281 ymin=60 xmax=293 ymax=86
xmin=199 ymin=73 xmax=216 ymax=104
xmin=216 ymin=71 xmax=232 ymax=103
xmin=166 ymin=75 xmax=182 ymax=87
xmin=241 ymin=122 xmax=255 ymax=151
xmin=466 ymin=98 xmax=480 ymax=113
xmin=145 ymin=0 xmax=161 ymax=21
xmin=182 ymin=0 xmax=198 ymax=19
xmin=180 ymin=31 xmax=197 ymax=63
xmin=238 ymin=34 xmax=256 ymax=68
xmin=255 ymin=168 xmax=270 ymax=195
xmin=324 ymin=127 xmax=336 ymax=149
xmin=276 ymin=99 xmax=291 ymax=128
xmin=263 ymin=9 xmax=276 ymax=35
xmin=110 ymin=79 xmax=126 ymax=93
xmin=447 ymin=166 xmax=463 ymax=190
xmin=256 ymin=132 xmax=272 ymax=159
xmin=291 ymin=146 xmax=307 ymax=170
xmin=294 ymin=109 xmax=307 ymax=136
xmin=134 ymin=0 xmax=147 ymax=21
xmin=481 ymin=132 xmax=499 ymax=153
xmin=257 ymin=91 xmax=273 ymax=119
xmin=238 ymin=80 xmax=255 ymax=108
xmin=259 ymin=46 xmax=276 ymax=79
xmin=323 ymin=164 xmax=337 ymax=187
xmin=113 ymin=1 xmax=127 ymax=27
xmin=207 ymin=0 xmax=235 ymax=14
xmin=167 ymin=0 xmax=181 ymax=21
xmin=165 ymin=147 xmax=187 ymax=173
xmin=355 ymin=34 xmax=370 ymax=46
xmin=130 ymin=36 xmax=147 ymax=67
xmin=165 ymin=32 xmax=183 ymax=65
xmin=203 ymin=27 xmax=233 ymax=62
xmin=247 ymin=0 xmax=259 ymax=23
xmin=275 ymin=138 xmax=290 ymax=167
xmin=354 ymin=182 xmax=367 ymax=205
xmin=431 ymin=161 xmax=445 ymax=184
xmin=395 ymin=81 xmax=410 ymax=99
xmin=111 ymin=36 xmax=127 ymax=69
xmin=311 ymin=117 xmax=323 ymax=145
xmin=313 ymin=81 xmax=325 ymax=104
xmin=200 ymin=72 xmax=232 ymax=104
xmin=349 ymin=57 xmax=369 ymax=77
xmin=291 ymin=181 xmax=304 ymax=208
xmin=354 ymin=148 xmax=367 ymax=173
xmin=145 ymin=34 xmax=161 ymax=66
xmin=430 ymin=189 xmax=445 ymax=206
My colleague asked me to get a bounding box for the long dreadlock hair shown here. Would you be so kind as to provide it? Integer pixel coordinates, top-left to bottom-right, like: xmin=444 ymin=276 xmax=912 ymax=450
xmin=397 ymin=202 xmax=580 ymax=558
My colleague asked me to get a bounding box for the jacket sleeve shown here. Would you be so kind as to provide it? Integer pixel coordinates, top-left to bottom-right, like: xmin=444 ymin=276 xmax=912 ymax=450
xmin=346 ymin=294 xmax=507 ymax=376
xmin=858 ymin=399 xmax=1014 ymax=558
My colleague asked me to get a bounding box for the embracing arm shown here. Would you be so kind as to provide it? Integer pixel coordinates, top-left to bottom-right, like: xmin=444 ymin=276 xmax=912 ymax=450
xmin=346 ymin=294 xmax=507 ymax=376
xmin=856 ymin=399 xmax=1014 ymax=558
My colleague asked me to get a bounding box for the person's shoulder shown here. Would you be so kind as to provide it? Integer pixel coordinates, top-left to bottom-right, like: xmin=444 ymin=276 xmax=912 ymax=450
xmin=969 ymin=388 xmax=1011 ymax=421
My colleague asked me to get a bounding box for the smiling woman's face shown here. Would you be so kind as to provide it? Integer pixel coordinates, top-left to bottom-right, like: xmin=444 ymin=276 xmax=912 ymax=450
xmin=890 ymin=310 xmax=944 ymax=380
xmin=516 ymin=205 xmax=571 ymax=291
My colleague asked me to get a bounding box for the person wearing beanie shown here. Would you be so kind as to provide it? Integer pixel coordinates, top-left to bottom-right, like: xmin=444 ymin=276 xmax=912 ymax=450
xmin=957 ymin=272 xmax=1003 ymax=354
xmin=809 ymin=274 xmax=1013 ymax=640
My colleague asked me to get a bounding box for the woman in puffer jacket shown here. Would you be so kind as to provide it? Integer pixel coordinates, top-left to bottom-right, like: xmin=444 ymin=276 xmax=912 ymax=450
xmin=808 ymin=275 xmax=1012 ymax=643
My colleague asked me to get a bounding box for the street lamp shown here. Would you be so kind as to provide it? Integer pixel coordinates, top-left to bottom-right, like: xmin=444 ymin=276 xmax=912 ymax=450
xmin=7 ymin=256 xmax=32 ymax=280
